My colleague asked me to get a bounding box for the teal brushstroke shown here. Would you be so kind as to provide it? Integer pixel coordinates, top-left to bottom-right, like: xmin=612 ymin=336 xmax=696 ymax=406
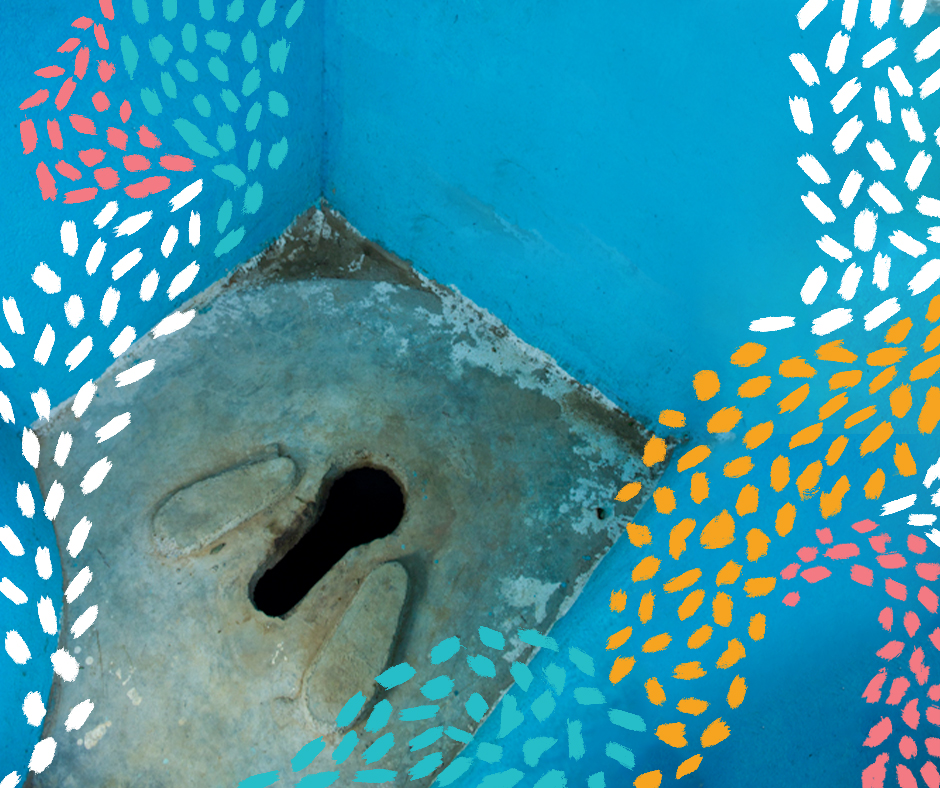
xmin=217 ymin=124 xmax=236 ymax=151
xmin=242 ymin=67 xmax=261 ymax=96
xmin=434 ymin=757 xmax=472 ymax=787
xmin=444 ymin=727 xmax=472 ymax=744
xmin=199 ymin=0 xmax=214 ymax=20
xmin=352 ymin=770 xmax=397 ymax=784
xmin=567 ymin=719 xmax=584 ymax=760
xmin=296 ymin=773 xmax=339 ymax=788
xmin=509 ymin=662 xmax=533 ymax=691
xmin=332 ymin=731 xmax=358 ymax=764
xmin=176 ymin=59 xmax=199 ymax=82
xmin=361 ymin=733 xmax=394 ymax=764
xmin=464 ymin=693 xmax=488 ymax=722
xmin=132 ymin=0 xmax=149 ymax=24
xmin=543 ymin=663 xmax=565 ymax=695
xmin=162 ymin=0 xmax=177 ymax=20
xmin=533 ymin=771 xmax=566 ymax=788
xmin=242 ymin=31 xmax=257 ymax=63
xmin=420 ymin=674 xmax=454 ymax=700
xmin=220 ymin=89 xmax=240 ymax=112
xmin=209 ymin=56 xmax=229 ymax=82
xmin=217 ymin=199 xmax=232 ymax=232
xmin=206 ymin=30 xmax=231 ymax=51
xmin=181 ymin=23 xmax=197 ymax=53
xmin=399 ymin=705 xmax=438 ymax=722
xmin=522 ymin=736 xmax=556 ymax=767
xmin=246 ymin=101 xmax=262 ymax=131
xmin=478 ymin=627 xmax=505 ymax=650
xmin=587 ymin=774 xmax=605 ymax=788
xmin=573 ymin=687 xmax=605 ymax=706
xmin=285 ymin=0 xmax=304 ymax=28
xmin=364 ymin=699 xmax=393 ymax=732
xmin=258 ymin=0 xmax=277 ymax=27
xmin=497 ymin=694 xmax=523 ymax=738
xmin=149 ymin=34 xmax=173 ymax=65
xmin=408 ymin=726 xmax=442 ymax=752
xmin=193 ymin=94 xmax=211 ymax=117
xmin=121 ymin=36 xmax=139 ymax=79
xmin=604 ymin=742 xmax=634 ymax=770
xmin=173 ymin=119 xmax=220 ymax=157
xmin=214 ymin=226 xmax=245 ymax=256
xmin=429 ymin=636 xmax=460 ymax=665
xmin=247 ymin=139 xmax=261 ymax=170
xmin=237 ymin=771 xmax=279 ymax=788
xmin=467 ymin=654 xmax=495 ymax=678
xmin=531 ymin=690 xmax=555 ymax=723
xmin=476 ymin=742 xmax=502 ymax=763
xmin=335 ymin=691 xmax=366 ymax=728
xmin=269 ymin=39 xmax=290 ymax=73
xmin=375 ymin=662 xmax=415 ymax=690
xmin=268 ymin=91 xmax=289 ymax=117
xmin=212 ymin=164 xmax=246 ymax=187
xmin=608 ymin=709 xmax=645 ymax=732
xmin=291 ymin=737 xmax=325 ymax=772
xmin=226 ymin=0 xmax=244 ymax=22
xmin=478 ymin=769 xmax=524 ymax=788
xmin=568 ymin=648 xmax=594 ymax=677
xmin=518 ymin=630 xmax=558 ymax=651
xmin=409 ymin=752 xmax=443 ymax=780
xmin=140 ymin=87 xmax=162 ymax=115
xmin=160 ymin=72 xmax=177 ymax=99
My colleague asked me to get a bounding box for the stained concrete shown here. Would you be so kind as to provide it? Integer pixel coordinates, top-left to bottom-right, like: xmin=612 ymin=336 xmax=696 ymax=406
xmin=29 ymin=207 xmax=670 ymax=787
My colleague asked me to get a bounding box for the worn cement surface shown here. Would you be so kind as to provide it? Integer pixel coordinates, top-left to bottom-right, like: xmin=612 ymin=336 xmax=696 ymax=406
xmin=29 ymin=207 xmax=669 ymax=787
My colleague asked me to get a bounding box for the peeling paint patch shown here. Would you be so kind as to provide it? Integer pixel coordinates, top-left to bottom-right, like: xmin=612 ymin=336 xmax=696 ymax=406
xmin=83 ymin=720 xmax=111 ymax=749
xmin=500 ymin=576 xmax=562 ymax=624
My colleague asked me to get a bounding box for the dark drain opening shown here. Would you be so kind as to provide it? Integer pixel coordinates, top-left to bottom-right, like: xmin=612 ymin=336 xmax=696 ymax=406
xmin=252 ymin=467 xmax=405 ymax=618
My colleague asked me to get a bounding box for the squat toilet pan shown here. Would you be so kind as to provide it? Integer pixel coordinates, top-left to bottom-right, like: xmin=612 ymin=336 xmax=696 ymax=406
xmin=28 ymin=209 xmax=664 ymax=787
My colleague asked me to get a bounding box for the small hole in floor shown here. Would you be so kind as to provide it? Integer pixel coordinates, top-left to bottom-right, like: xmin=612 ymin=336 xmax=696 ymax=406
xmin=252 ymin=467 xmax=405 ymax=618
xmin=596 ymin=507 xmax=606 ymax=520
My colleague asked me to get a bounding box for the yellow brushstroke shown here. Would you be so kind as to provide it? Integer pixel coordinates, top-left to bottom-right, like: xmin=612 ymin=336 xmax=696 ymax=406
xmin=610 ymin=589 xmax=627 ymax=612
xmin=860 ymin=421 xmax=894 ymax=456
xmin=659 ymin=409 xmax=686 ymax=428
xmin=678 ymin=589 xmax=705 ymax=620
xmin=700 ymin=718 xmax=731 ymax=747
xmin=677 ymin=445 xmax=711 ymax=472
xmin=716 ymin=640 xmax=746 ymax=669
xmin=738 ymin=376 xmax=771 ymax=398
xmin=770 ymin=455 xmax=790 ymax=492
xmin=687 ymin=625 xmax=712 ymax=649
xmin=743 ymin=577 xmax=776 ymax=597
xmin=929 ymin=294 xmax=940 ymax=322
xmin=778 ymin=357 xmax=816 ymax=377
xmin=730 ymin=342 xmax=766 ymax=367
xmin=653 ymin=487 xmax=677 ymax=514
xmin=712 ymin=592 xmax=733 ymax=627
xmin=745 ymin=528 xmax=770 ymax=561
xmin=829 ymin=369 xmax=863 ymax=390
xmin=748 ymin=614 xmax=765 ymax=641
xmin=819 ymin=392 xmax=849 ymax=420
xmin=775 ymin=502 xmax=796 ymax=536
xmin=643 ymin=633 xmax=672 ymax=653
xmin=825 ymin=435 xmax=848 ymax=466
xmin=924 ymin=326 xmax=940 ymax=353
xmin=890 ymin=385 xmax=913 ymax=418
xmin=885 ymin=317 xmax=913 ymax=344
xmin=693 ymin=370 xmax=720 ymax=401
xmin=645 ymin=677 xmax=666 ymax=706
xmin=635 ymin=771 xmax=663 ymax=788
xmin=676 ymin=755 xmax=703 ymax=779
xmin=864 ymin=469 xmax=885 ymax=499
xmin=727 ymin=675 xmax=748 ymax=709
xmin=700 ymin=510 xmax=735 ymax=549
xmin=778 ymin=383 xmax=810 ymax=414
xmin=674 ymin=661 xmax=706 ymax=680
xmin=610 ymin=655 xmax=635 ymax=684
xmin=690 ymin=472 xmax=709 ymax=504
xmin=819 ymin=475 xmax=850 ymax=518
xmin=663 ymin=568 xmax=702 ymax=593
xmin=723 ymin=456 xmax=753 ymax=478
xmin=795 ymin=460 xmax=822 ymax=500
xmin=869 ymin=365 xmax=897 ymax=394
xmin=607 ymin=626 xmax=632 ymax=650
xmin=817 ymin=339 xmax=857 ymax=363
xmin=707 ymin=406 xmax=743 ymax=433
xmin=643 ymin=436 xmax=668 ymax=466
xmin=867 ymin=347 xmax=907 ymax=366
xmin=735 ymin=484 xmax=759 ymax=516
xmin=676 ymin=697 xmax=709 ymax=716
xmin=715 ymin=560 xmax=742 ymax=586
xmin=894 ymin=443 xmax=917 ymax=477
xmin=633 ymin=555 xmax=661 ymax=583
xmin=639 ymin=591 xmax=655 ymax=624
xmin=669 ymin=518 xmax=697 ymax=560
xmin=656 ymin=722 xmax=687 ymax=748
xmin=616 ymin=481 xmax=642 ymax=502
xmin=910 ymin=354 xmax=940 ymax=381
xmin=844 ymin=405 xmax=877 ymax=428
xmin=742 ymin=421 xmax=774 ymax=449
xmin=790 ymin=422 xmax=823 ymax=448
xmin=627 ymin=523 xmax=652 ymax=547
xmin=919 ymin=387 xmax=940 ymax=433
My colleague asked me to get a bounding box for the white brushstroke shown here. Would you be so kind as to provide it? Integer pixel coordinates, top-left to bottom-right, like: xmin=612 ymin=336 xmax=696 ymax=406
xmin=35 ymin=547 xmax=51 ymax=580
xmin=81 ymin=458 xmax=111 ymax=494
xmin=65 ymin=567 xmax=91 ymax=604
xmin=63 ymin=295 xmax=84 ymax=328
xmin=867 ymin=140 xmax=895 ymax=170
xmin=93 ymin=201 xmax=119 ymax=229
xmin=900 ymin=108 xmax=926 ymax=143
xmin=0 ymin=393 xmax=12 ymax=424
xmin=843 ymin=0 xmax=860 ymax=26
xmin=96 ymin=413 xmax=130 ymax=443
xmin=43 ymin=481 xmax=64 ymax=520
xmin=883 ymin=493 xmax=918 ymax=515
xmin=51 ymin=649 xmax=79 ymax=682
xmin=114 ymin=211 xmax=152 ymax=237
xmin=190 ymin=211 xmax=201 ymax=246
xmin=31 ymin=263 xmax=61 ymax=294
xmin=3 ymin=298 xmax=24 ymax=334
xmin=100 ymin=287 xmax=120 ymax=326
xmin=109 ymin=326 xmax=136 ymax=358
xmin=874 ymin=86 xmax=891 ymax=123
xmin=911 ymin=513 xmax=938 ymax=525
xmin=31 ymin=389 xmax=50 ymax=421
xmin=890 ymin=230 xmax=927 ymax=257
xmin=23 ymin=692 xmax=45 ymax=726
xmin=870 ymin=0 xmax=891 ymax=27
xmin=168 ymin=262 xmax=199 ymax=300
xmin=67 ymin=518 xmax=91 ymax=559
xmin=812 ymin=308 xmax=853 ymax=335
xmin=833 ymin=115 xmax=863 ymax=153
xmin=0 ymin=774 xmax=20 ymax=788
xmin=5 ymin=631 xmax=30 ymax=664
xmin=60 ymin=221 xmax=78 ymax=257
xmin=790 ymin=97 xmax=814 ymax=134
xmin=862 ymin=38 xmax=896 ymax=68
xmin=817 ymin=235 xmax=853 ymax=260
xmin=854 ymin=209 xmax=877 ymax=251
xmin=910 ymin=258 xmax=940 ymax=294
xmin=868 ymin=181 xmax=903 ymax=213
xmin=925 ymin=458 xmax=940 ymax=488
xmin=889 ymin=68 xmax=914 ymax=100
xmin=115 ymin=359 xmax=156 ymax=388
xmin=929 ymin=228 xmax=940 ymax=243
xmin=54 ymin=433 xmax=72 ymax=467
xmin=70 ymin=605 xmax=97 ymax=638
xmin=111 ymin=248 xmax=142 ymax=280
xmin=798 ymin=154 xmax=830 ymax=183
xmin=907 ymin=151 xmax=931 ymax=190
xmin=801 ymin=266 xmax=829 ymax=304
xmin=798 ymin=0 xmax=828 ymax=28
xmin=921 ymin=67 xmax=940 ymax=99
xmin=934 ymin=489 xmax=940 ymax=507
xmin=64 ymin=700 xmax=94 ymax=731
xmin=827 ymin=31 xmax=851 ymax=72
xmin=916 ymin=27 xmax=940 ymax=62
xmin=152 ymin=310 xmax=195 ymax=338
xmin=33 ymin=325 xmax=54 ymax=365
xmin=832 ymin=77 xmax=862 ymax=113
xmin=901 ymin=0 xmax=927 ymax=25
xmin=918 ymin=196 xmax=940 ymax=217
xmin=16 ymin=483 xmax=34 ymax=518
xmin=0 ymin=578 xmax=26 ymax=605
xmin=161 ymin=225 xmax=178 ymax=258
xmin=21 ymin=428 xmax=39 ymax=469
xmin=37 ymin=597 xmax=56 ymax=636
xmin=71 ymin=382 xmax=95 ymax=418
xmin=64 ymin=337 xmax=93 ymax=372
xmin=750 ymin=316 xmax=795 ymax=331
xmin=0 ymin=527 xmax=23 ymax=557
xmin=27 ymin=738 xmax=55 ymax=773
xmin=873 ymin=252 xmax=891 ymax=290
xmin=803 ymin=192 xmax=837 ymax=222
xmin=791 ymin=53 xmax=820 ymax=85
xmin=865 ymin=298 xmax=900 ymax=330
xmin=169 ymin=179 xmax=203 ymax=211
xmin=85 ymin=238 xmax=106 ymax=275
xmin=0 ymin=341 xmax=14 ymax=369
xmin=140 ymin=270 xmax=159 ymax=302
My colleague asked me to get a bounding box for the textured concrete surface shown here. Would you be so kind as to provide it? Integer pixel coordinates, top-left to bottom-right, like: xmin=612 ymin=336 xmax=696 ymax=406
xmin=30 ymin=209 xmax=668 ymax=787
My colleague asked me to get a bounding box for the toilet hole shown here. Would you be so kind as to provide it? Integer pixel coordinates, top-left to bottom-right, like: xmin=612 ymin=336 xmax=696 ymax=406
xmin=252 ymin=466 xmax=406 ymax=618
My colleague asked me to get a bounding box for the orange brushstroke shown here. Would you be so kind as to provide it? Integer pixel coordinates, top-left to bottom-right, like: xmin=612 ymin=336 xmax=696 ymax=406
xmin=748 ymin=614 xmax=765 ymax=641
xmin=607 ymin=626 xmax=632 ymax=650
xmin=825 ymin=436 xmax=848 ymax=466
xmin=885 ymin=317 xmax=913 ymax=344
xmin=796 ymin=460 xmax=823 ymax=500
xmin=820 ymin=475 xmax=850 ymax=518
xmin=860 ymin=421 xmax=894 ymax=456
xmin=663 ymin=569 xmax=702 ymax=593
xmin=894 ymin=443 xmax=917 ymax=477
xmin=627 ymin=523 xmax=652 ymax=547
xmin=770 ymin=456 xmax=790 ymax=491
xmin=676 ymin=755 xmax=703 ymax=779
xmin=742 ymin=421 xmax=774 ymax=449
xmin=819 ymin=392 xmax=849 ymax=420
xmin=643 ymin=633 xmax=672 ymax=653
xmin=676 ymin=698 xmax=709 ymax=715
xmin=919 ymin=387 xmax=940 ymax=434
xmin=890 ymin=385 xmax=913 ymax=418
xmin=829 ymin=369 xmax=863 ymax=390
xmin=690 ymin=472 xmax=709 ymax=503
xmin=817 ymin=339 xmax=857 ymax=363
xmin=867 ymin=347 xmax=907 ymax=366
xmin=639 ymin=591 xmax=655 ymax=623
xmin=644 ymin=436 xmax=668 ymax=466
xmin=700 ymin=718 xmax=731 ymax=747
xmin=715 ymin=561 xmax=742 ymax=586
xmin=678 ymin=589 xmax=706 ymax=620
xmin=674 ymin=661 xmax=707 ymax=680
xmin=864 ymin=469 xmax=886 ymax=499
xmin=778 ymin=383 xmax=810 ymax=413
xmin=738 ymin=376 xmax=772 ymax=398
xmin=687 ymin=625 xmax=712 ymax=649
xmin=743 ymin=577 xmax=776 ymax=597
xmin=610 ymin=589 xmax=627 ymax=612
xmin=707 ymin=407 xmax=743 ymax=433
xmin=669 ymin=519 xmax=697 ymax=559
xmin=779 ymin=357 xmax=816 ymax=377
xmin=653 ymin=487 xmax=677 ymax=514
xmin=712 ymin=593 xmax=733 ymax=627
xmin=615 ymin=481 xmax=642 ymax=502
xmin=745 ymin=528 xmax=770 ymax=561
xmin=716 ymin=640 xmax=746 ymax=669
xmin=735 ymin=485 xmax=759 ymax=516
xmin=700 ymin=510 xmax=735 ymax=549
xmin=775 ymin=502 xmax=796 ymax=536
xmin=693 ymin=370 xmax=720 ymax=401
xmin=645 ymin=677 xmax=666 ymax=705
xmin=633 ymin=555 xmax=661 ymax=583
xmin=845 ymin=406 xmax=878 ymax=428
xmin=730 ymin=343 xmax=766 ymax=367
xmin=724 ymin=456 xmax=753 ymax=478
xmin=677 ymin=445 xmax=711 ymax=472
xmin=610 ymin=655 xmax=636 ymax=684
